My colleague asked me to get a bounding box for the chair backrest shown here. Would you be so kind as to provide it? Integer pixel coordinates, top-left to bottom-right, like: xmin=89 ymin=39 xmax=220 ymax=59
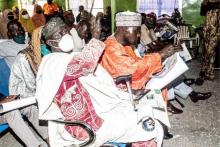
xmin=177 ymin=25 xmax=190 ymax=39
xmin=0 ymin=59 xmax=10 ymax=134
xmin=0 ymin=58 xmax=10 ymax=97
xmin=174 ymin=25 xmax=200 ymax=48
xmin=174 ymin=25 xmax=190 ymax=45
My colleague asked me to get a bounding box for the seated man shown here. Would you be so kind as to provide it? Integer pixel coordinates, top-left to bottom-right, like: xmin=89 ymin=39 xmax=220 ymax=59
xmin=100 ymin=11 xmax=178 ymax=140
xmin=0 ymin=20 xmax=27 ymax=68
xmin=139 ymin=12 xmax=211 ymax=107
xmin=36 ymin=16 xmax=164 ymax=147
xmin=63 ymin=10 xmax=76 ymax=29
xmin=100 ymin=12 xmax=174 ymax=93
xmin=0 ymin=20 xmax=48 ymax=147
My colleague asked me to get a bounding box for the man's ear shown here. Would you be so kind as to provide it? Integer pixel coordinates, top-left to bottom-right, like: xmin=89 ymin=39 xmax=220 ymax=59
xmin=7 ymin=31 xmax=12 ymax=38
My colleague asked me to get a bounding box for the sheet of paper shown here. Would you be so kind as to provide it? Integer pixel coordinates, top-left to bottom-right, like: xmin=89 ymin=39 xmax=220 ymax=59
xmin=174 ymin=82 xmax=193 ymax=99
xmin=179 ymin=43 xmax=192 ymax=62
xmin=0 ymin=97 xmax=36 ymax=114
xmin=146 ymin=53 xmax=189 ymax=90
xmin=137 ymin=89 xmax=170 ymax=127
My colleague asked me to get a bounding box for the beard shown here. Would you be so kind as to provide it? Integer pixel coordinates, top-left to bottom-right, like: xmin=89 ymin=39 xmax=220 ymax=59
xmin=124 ymin=37 xmax=140 ymax=47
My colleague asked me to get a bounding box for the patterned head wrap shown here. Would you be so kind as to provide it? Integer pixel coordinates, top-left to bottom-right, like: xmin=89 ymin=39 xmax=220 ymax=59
xmin=116 ymin=11 xmax=141 ymax=27
xmin=42 ymin=17 xmax=65 ymax=39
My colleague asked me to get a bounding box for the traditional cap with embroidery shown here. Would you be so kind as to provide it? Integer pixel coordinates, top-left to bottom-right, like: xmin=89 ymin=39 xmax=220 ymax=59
xmin=116 ymin=11 xmax=141 ymax=27
xmin=42 ymin=17 xmax=65 ymax=39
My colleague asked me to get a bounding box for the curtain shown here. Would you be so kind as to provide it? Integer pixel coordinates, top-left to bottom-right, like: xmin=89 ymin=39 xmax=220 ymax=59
xmin=138 ymin=0 xmax=179 ymax=16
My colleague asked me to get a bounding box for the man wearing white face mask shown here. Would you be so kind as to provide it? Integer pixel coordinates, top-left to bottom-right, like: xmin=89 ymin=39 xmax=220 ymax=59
xmin=41 ymin=17 xmax=76 ymax=53
xmin=19 ymin=9 xmax=35 ymax=34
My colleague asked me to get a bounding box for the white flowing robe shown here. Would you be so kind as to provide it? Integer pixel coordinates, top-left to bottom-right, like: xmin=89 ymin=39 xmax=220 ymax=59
xmin=36 ymin=43 xmax=164 ymax=146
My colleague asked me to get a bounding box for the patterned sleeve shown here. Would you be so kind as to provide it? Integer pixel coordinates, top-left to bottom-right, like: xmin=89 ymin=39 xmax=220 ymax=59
xmin=64 ymin=38 xmax=105 ymax=80
xmin=9 ymin=54 xmax=36 ymax=99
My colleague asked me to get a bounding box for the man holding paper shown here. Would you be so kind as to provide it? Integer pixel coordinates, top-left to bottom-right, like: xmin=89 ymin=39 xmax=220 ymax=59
xmin=100 ymin=11 xmax=175 ymax=91
xmin=0 ymin=21 xmax=49 ymax=147
xmin=138 ymin=13 xmax=212 ymax=105
xmin=100 ymin=11 xmax=177 ymax=140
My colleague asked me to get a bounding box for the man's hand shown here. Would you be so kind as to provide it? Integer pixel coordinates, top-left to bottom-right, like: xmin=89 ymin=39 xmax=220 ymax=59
xmin=0 ymin=95 xmax=19 ymax=104
xmin=159 ymin=44 xmax=181 ymax=61
xmin=173 ymin=42 xmax=183 ymax=51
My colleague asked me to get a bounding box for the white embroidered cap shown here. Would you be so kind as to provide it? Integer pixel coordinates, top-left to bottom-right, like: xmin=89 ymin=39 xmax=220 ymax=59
xmin=116 ymin=11 xmax=141 ymax=27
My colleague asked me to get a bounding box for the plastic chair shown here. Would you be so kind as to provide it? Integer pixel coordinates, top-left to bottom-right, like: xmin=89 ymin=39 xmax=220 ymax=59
xmin=0 ymin=123 xmax=9 ymax=134
xmin=0 ymin=58 xmax=10 ymax=135
xmin=174 ymin=25 xmax=200 ymax=48
xmin=0 ymin=58 xmax=10 ymax=96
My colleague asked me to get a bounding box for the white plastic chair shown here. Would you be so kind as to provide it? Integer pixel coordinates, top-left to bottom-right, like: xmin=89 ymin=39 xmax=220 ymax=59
xmin=174 ymin=25 xmax=200 ymax=49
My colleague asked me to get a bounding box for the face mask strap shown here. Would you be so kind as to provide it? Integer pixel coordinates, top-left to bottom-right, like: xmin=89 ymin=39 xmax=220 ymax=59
xmin=47 ymin=39 xmax=60 ymax=49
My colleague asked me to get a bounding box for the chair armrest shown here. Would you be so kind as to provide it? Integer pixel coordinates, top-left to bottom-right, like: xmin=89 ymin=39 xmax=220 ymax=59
xmin=134 ymin=89 xmax=151 ymax=101
xmin=115 ymin=75 xmax=132 ymax=83
xmin=52 ymin=119 xmax=96 ymax=147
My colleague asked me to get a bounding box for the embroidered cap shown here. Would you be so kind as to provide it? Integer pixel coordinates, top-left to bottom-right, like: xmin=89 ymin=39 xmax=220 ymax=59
xmin=116 ymin=11 xmax=141 ymax=27
xmin=42 ymin=17 xmax=66 ymax=39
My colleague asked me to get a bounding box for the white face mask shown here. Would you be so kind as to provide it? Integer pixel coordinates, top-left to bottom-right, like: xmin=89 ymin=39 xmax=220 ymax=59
xmin=58 ymin=34 xmax=75 ymax=52
xmin=48 ymin=34 xmax=75 ymax=52
xmin=22 ymin=14 xmax=30 ymax=19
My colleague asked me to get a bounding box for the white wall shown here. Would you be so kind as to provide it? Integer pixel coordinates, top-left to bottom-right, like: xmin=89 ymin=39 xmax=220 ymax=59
xmin=18 ymin=0 xmax=47 ymax=16
xmin=68 ymin=0 xmax=103 ymax=18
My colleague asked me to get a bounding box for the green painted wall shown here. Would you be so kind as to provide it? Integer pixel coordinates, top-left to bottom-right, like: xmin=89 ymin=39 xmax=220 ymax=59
xmin=116 ymin=0 xmax=136 ymax=12
xmin=103 ymin=0 xmax=136 ymax=13
xmin=0 ymin=0 xmax=8 ymax=10
xmin=54 ymin=0 xmax=66 ymax=9
xmin=0 ymin=0 xmax=17 ymax=10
